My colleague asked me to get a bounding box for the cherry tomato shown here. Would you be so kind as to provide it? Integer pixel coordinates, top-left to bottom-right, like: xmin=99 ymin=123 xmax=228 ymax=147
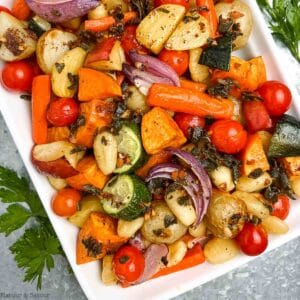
xmin=158 ymin=49 xmax=189 ymax=76
xmin=52 ymin=188 xmax=81 ymax=217
xmin=271 ymin=194 xmax=290 ymax=220
xmin=174 ymin=113 xmax=205 ymax=138
xmin=236 ymin=223 xmax=268 ymax=256
xmin=121 ymin=26 xmax=148 ymax=56
xmin=113 ymin=245 xmax=145 ymax=284
xmin=0 ymin=6 xmax=11 ymax=14
xmin=257 ymin=81 xmax=292 ymax=117
xmin=154 ymin=0 xmax=190 ymax=9
xmin=1 ymin=61 xmax=34 ymax=92
xmin=209 ymin=120 xmax=247 ymax=154
xmin=47 ymin=98 xmax=79 ymax=127
xmin=243 ymin=101 xmax=272 ymax=133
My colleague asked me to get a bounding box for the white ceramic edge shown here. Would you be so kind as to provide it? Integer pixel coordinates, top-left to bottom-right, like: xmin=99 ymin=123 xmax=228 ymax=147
xmin=0 ymin=1 xmax=300 ymax=299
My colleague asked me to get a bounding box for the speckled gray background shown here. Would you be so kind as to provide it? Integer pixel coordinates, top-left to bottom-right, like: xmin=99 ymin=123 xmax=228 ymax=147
xmin=1 ymin=29 xmax=300 ymax=300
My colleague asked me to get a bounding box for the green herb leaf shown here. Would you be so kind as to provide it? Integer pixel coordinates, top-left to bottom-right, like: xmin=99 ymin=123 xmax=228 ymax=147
xmin=0 ymin=166 xmax=65 ymax=289
xmin=257 ymin=0 xmax=300 ymax=62
xmin=0 ymin=204 xmax=31 ymax=236
xmin=10 ymin=226 xmax=63 ymax=289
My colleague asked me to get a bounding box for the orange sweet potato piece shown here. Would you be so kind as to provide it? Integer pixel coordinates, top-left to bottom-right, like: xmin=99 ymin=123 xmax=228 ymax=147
xmin=76 ymin=212 xmax=127 ymax=264
xmin=47 ymin=127 xmax=70 ymax=142
xmin=141 ymin=107 xmax=187 ymax=155
xmin=70 ymin=99 xmax=115 ymax=148
xmin=135 ymin=151 xmax=172 ymax=179
xmin=74 ymin=156 xmax=110 ymax=189
xmin=241 ymin=133 xmax=270 ymax=176
xmin=211 ymin=56 xmax=266 ymax=92
xmin=78 ymin=68 xmax=122 ymax=101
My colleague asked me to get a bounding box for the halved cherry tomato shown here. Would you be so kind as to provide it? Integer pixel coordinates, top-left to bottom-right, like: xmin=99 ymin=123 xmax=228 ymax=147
xmin=1 ymin=61 xmax=34 ymax=92
xmin=113 ymin=245 xmax=145 ymax=285
xmin=257 ymin=81 xmax=292 ymax=117
xmin=243 ymin=101 xmax=272 ymax=133
xmin=47 ymin=98 xmax=79 ymax=127
xmin=158 ymin=49 xmax=189 ymax=76
xmin=209 ymin=120 xmax=247 ymax=154
xmin=174 ymin=113 xmax=205 ymax=138
xmin=236 ymin=223 xmax=268 ymax=256
xmin=271 ymin=194 xmax=290 ymax=220
xmin=0 ymin=6 xmax=12 ymax=14
xmin=154 ymin=0 xmax=190 ymax=9
xmin=121 ymin=25 xmax=148 ymax=56
xmin=52 ymin=188 xmax=81 ymax=217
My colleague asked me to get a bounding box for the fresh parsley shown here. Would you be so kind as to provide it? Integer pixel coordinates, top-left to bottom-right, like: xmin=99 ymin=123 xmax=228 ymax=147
xmin=257 ymin=0 xmax=300 ymax=63
xmin=0 ymin=166 xmax=64 ymax=289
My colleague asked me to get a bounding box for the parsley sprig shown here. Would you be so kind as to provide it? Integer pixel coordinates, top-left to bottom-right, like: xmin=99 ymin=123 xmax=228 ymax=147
xmin=257 ymin=0 xmax=300 ymax=63
xmin=0 ymin=166 xmax=64 ymax=289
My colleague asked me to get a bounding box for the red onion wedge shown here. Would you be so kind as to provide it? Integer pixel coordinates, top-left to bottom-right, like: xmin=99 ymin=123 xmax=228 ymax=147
xmin=129 ymin=233 xmax=145 ymax=252
xmin=167 ymin=148 xmax=212 ymax=224
xmin=145 ymin=164 xmax=204 ymax=226
xmin=128 ymin=51 xmax=180 ymax=87
xmin=123 ymin=63 xmax=174 ymax=95
xmin=136 ymin=244 xmax=168 ymax=283
xmin=25 ymin=0 xmax=99 ymax=23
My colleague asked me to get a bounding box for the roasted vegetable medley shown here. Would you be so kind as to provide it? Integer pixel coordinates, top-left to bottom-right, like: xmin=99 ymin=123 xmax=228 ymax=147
xmin=1 ymin=0 xmax=300 ymax=287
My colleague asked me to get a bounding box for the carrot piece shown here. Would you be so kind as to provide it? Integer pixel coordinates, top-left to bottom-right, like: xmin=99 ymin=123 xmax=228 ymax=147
xmin=70 ymin=99 xmax=114 ymax=148
xmin=196 ymin=0 xmax=219 ymax=38
xmin=47 ymin=127 xmax=70 ymax=142
xmin=135 ymin=151 xmax=172 ymax=179
xmin=66 ymin=173 xmax=90 ymax=191
xmin=11 ymin=0 xmax=31 ymax=20
xmin=151 ymin=244 xmax=205 ymax=279
xmin=84 ymin=11 xmax=137 ymax=32
xmin=179 ymin=78 xmax=207 ymax=93
xmin=76 ymin=156 xmax=110 ymax=189
xmin=77 ymin=212 xmax=127 ymax=264
xmin=141 ymin=107 xmax=187 ymax=155
xmin=147 ymin=84 xmax=234 ymax=120
xmin=211 ymin=56 xmax=267 ymax=92
xmin=241 ymin=133 xmax=270 ymax=176
xmin=78 ymin=68 xmax=122 ymax=101
xmin=32 ymin=75 xmax=51 ymax=144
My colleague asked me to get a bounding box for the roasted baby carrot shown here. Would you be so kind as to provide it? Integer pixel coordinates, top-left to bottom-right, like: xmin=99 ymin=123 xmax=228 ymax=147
xmin=84 ymin=11 xmax=137 ymax=32
xmin=11 ymin=0 xmax=31 ymax=20
xmin=151 ymin=244 xmax=205 ymax=279
xmin=147 ymin=84 xmax=234 ymax=119
xmin=179 ymin=78 xmax=207 ymax=93
xmin=31 ymin=75 xmax=51 ymax=144
xmin=196 ymin=0 xmax=219 ymax=38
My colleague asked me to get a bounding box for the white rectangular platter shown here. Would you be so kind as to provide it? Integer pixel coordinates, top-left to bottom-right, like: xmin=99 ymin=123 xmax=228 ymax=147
xmin=1 ymin=1 xmax=300 ymax=299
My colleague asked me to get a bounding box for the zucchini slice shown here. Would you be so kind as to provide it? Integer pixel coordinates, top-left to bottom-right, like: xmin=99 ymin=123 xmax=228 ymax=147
xmin=268 ymin=115 xmax=300 ymax=157
xmin=114 ymin=122 xmax=146 ymax=174
xmin=101 ymin=174 xmax=151 ymax=220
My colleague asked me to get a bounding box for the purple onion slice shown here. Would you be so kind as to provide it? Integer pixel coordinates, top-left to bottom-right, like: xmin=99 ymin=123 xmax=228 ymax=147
xmin=128 ymin=51 xmax=180 ymax=87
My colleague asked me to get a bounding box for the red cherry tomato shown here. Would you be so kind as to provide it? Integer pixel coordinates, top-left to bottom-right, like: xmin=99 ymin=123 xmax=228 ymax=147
xmin=154 ymin=0 xmax=190 ymax=9
xmin=236 ymin=223 xmax=268 ymax=256
xmin=257 ymin=81 xmax=292 ymax=117
xmin=209 ymin=120 xmax=247 ymax=154
xmin=1 ymin=61 xmax=34 ymax=92
xmin=113 ymin=245 xmax=145 ymax=284
xmin=0 ymin=6 xmax=12 ymax=14
xmin=243 ymin=100 xmax=272 ymax=133
xmin=47 ymin=98 xmax=79 ymax=127
xmin=158 ymin=49 xmax=189 ymax=76
xmin=271 ymin=194 xmax=290 ymax=220
xmin=121 ymin=25 xmax=148 ymax=56
xmin=52 ymin=188 xmax=81 ymax=217
xmin=174 ymin=113 xmax=205 ymax=138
